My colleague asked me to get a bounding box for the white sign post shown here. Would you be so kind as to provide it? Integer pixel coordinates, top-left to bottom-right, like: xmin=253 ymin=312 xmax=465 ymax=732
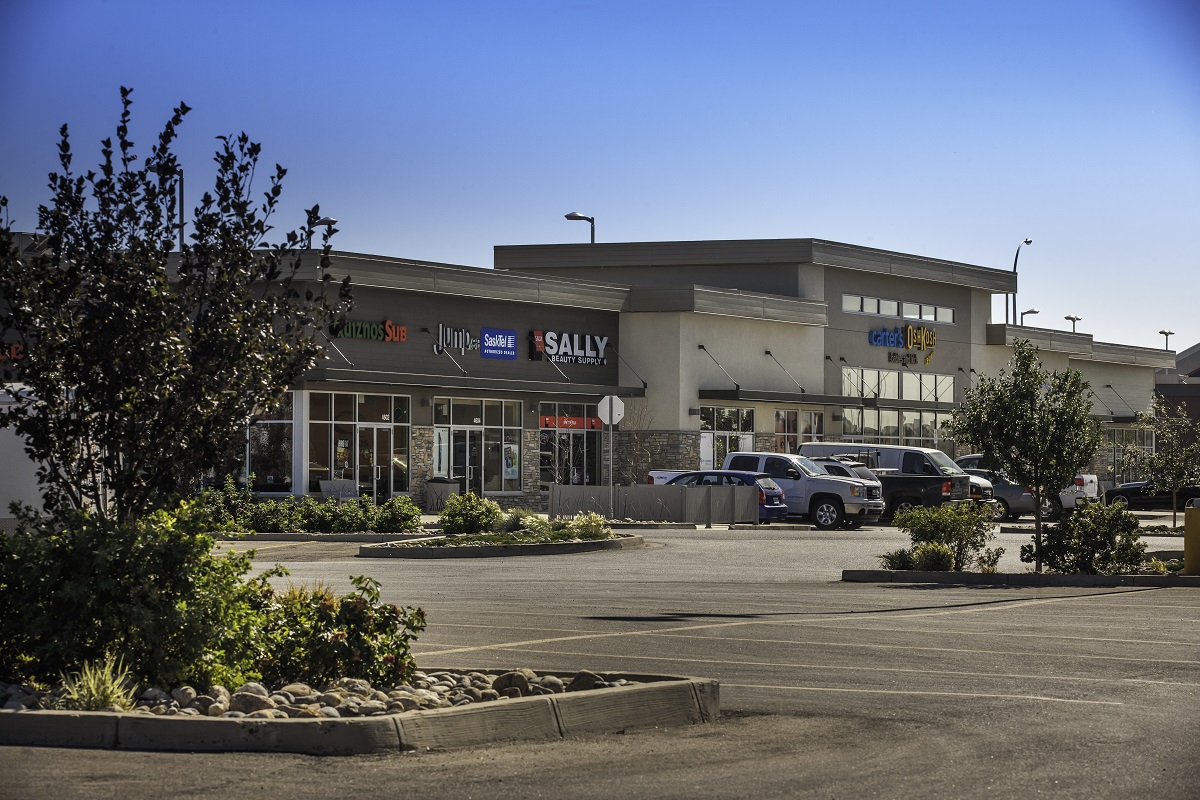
xmin=598 ymin=395 xmax=625 ymax=518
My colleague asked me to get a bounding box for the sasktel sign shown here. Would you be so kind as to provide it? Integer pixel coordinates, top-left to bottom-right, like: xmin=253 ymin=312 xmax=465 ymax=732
xmin=867 ymin=325 xmax=936 ymax=351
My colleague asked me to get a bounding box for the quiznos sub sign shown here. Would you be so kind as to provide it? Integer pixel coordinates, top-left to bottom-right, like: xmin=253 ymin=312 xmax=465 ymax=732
xmin=867 ymin=325 xmax=936 ymax=351
xmin=528 ymin=330 xmax=609 ymax=365
xmin=333 ymin=319 xmax=407 ymax=343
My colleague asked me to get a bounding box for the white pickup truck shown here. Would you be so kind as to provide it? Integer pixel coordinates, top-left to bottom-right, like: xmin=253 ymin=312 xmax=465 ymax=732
xmin=649 ymin=451 xmax=885 ymax=530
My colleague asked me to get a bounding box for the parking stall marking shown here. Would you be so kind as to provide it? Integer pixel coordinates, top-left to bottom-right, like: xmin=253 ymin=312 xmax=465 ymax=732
xmin=432 ymin=644 xmax=1200 ymax=690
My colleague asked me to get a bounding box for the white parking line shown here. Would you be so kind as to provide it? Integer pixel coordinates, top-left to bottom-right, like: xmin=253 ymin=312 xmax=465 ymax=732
xmin=720 ymin=683 xmax=1124 ymax=706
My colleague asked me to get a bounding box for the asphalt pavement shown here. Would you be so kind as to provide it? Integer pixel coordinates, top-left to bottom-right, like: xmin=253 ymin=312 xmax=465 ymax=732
xmin=8 ymin=521 xmax=1198 ymax=800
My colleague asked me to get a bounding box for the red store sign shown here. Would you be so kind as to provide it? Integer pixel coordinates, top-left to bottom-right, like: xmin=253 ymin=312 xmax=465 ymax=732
xmin=540 ymin=415 xmax=604 ymax=430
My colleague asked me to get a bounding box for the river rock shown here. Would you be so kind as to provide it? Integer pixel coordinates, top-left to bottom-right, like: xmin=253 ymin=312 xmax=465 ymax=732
xmin=229 ymin=691 xmax=276 ymax=714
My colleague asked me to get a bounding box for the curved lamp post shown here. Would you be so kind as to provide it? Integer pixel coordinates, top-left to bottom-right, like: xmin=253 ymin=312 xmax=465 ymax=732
xmin=1020 ymin=307 xmax=1039 ymax=326
xmin=306 ymin=216 xmax=338 ymax=250
xmin=564 ymin=211 xmax=595 ymax=243
xmin=1010 ymin=238 xmax=1032 ymax=324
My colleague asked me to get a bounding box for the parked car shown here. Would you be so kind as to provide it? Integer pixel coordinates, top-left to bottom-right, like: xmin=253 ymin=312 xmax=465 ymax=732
xmin=964 ymin=468 xmax=1034 ymax=521
xmin=720 ymin=452 xmax=885 ymax=530
xmin=955 ymin=454 xmax=1098 ymax=519
xmin=663 ymin=470 xmax=789 ymax=523
xmin=1104 ymin=481 xmax=1200 ymax=510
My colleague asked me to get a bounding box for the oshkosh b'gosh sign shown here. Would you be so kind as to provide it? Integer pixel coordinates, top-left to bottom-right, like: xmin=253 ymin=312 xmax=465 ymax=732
xmin=867 ymin=325 xmax=937 ymax=351
xmin=529 ymin=330 xmax=609 ymax=366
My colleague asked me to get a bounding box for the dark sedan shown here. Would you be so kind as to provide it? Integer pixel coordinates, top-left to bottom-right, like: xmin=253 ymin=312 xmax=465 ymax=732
xmin=664 ymin=470 xmax=788 ymax=523
xmin=1104 ymin=481 xmax=1200 ymax=510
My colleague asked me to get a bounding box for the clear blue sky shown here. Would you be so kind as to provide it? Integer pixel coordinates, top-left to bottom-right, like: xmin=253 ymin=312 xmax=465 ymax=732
xmin=2 ymin=0 xmax=1197 ymax=353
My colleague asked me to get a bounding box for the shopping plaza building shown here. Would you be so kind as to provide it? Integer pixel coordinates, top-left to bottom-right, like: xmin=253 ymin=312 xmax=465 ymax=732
xmin=0 ymin=237 xmax=1177 ymax=520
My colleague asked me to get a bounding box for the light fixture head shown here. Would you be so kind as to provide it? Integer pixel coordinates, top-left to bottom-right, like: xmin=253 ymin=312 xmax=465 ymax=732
xmin=1065 ymin=315 xmax=1081 ymax=322
xmin=1160 ymin=329 xmax=1175 ymax=336
xmin=564 ymin=212 xmax=593 ymax=222
xmin=314 ymin=216 xmax=337 ymax=226
xmin=1023 ymin=238 xmax=1032 ymax=245
xmin=1022 ymin=308 xmax=1039 ymax=315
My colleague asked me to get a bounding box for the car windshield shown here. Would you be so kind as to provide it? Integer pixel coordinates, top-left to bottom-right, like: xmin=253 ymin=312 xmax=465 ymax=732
xmin=792 ymin=456 xmax=824 ymax=477
xmin=929 ymin=451 xmax=965 ymax=475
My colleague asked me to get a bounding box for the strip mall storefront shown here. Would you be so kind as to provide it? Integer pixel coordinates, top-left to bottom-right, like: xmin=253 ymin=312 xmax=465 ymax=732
xmin=242 ymin=252 xmax=639 ymax=509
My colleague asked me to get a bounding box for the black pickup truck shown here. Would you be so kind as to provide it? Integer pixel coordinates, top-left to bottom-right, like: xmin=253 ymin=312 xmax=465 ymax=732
xmin=800 ymin=443 xmax=977 ymax=518
xmin=872 ymin=466 xmax=971 ymax=516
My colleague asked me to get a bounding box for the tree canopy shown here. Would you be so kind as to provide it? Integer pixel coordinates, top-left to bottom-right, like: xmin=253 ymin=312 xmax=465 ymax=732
xmin=1122 ymin=394 xmax=1200 ymax=526
xmin=0 ymin=87 xmax=352 ymax=525
xmin=945 ymin=339 xmax=1102 ymax=571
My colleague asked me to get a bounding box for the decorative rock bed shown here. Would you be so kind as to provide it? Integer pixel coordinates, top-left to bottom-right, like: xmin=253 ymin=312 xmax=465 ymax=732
xmin=1 ymin=668 xmax=638 ymax=719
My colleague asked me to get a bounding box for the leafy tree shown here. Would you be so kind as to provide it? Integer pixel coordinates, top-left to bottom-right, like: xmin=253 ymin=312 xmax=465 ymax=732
xmin=1121 ymin=394 xmax=1200 ymax=526
xmin=946 ymin=339 xmax=1102 ymax=572
xmin=0 ymin=87 xmax=352 ymax=525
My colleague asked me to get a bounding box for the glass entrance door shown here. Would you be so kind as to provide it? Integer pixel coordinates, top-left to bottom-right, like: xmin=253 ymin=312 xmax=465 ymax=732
xmin=357 ymin=426 xmax=392 ymax=504
xmin=452 ymin=428 xmax=484 ymax=495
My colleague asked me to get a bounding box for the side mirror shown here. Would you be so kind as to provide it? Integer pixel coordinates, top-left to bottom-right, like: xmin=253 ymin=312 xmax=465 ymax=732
xmin=786 ymin=469 xmax=802 ymax=480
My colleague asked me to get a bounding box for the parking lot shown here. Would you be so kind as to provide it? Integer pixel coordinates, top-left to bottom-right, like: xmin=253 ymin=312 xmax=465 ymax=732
xmin=8 ymin=522 xmax=1198 ymax=800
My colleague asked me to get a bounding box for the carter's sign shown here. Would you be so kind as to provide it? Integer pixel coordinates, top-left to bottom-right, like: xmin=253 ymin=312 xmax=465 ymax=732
xmin=868 ymin=325 xmax=936 ymax=351
xmin=529 ymin=330 xmax=609 ymax=366
xmin=481 ymin=328 xmax=518 ymax=360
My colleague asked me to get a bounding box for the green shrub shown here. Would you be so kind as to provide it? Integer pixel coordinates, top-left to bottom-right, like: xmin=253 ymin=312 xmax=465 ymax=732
xmin=54 ymin=654 xmax=137 ymax=711
xmin=439 ymin=492 xmax=502 ymax=535
xmin=567 ymin=511 xmax=609 ymax=539
xmin=259 ymin=575 xmax=426 ymax=687
xmin=498 ymin=508 xmax=543 ymax=533
xmin=0 ymin=501 xmax=428 ymax=689
xmin=1023 ymin=503 xmax=1145 ymax=574
xmin=894 ymin=502 xmax=1001 ymax=572
xmin=878 ymin=548 xmax=915 ymax=570
xmin=911 ymin=541 xmax=955 ymax=571
xmin=0 ymin=502 xmax=276 ymax=687
xmin=978 ymin=547 xmax=1005 ymax=574
xmin=192 ymin=487 xmax=423 ymax=535
xmin=374 ymin=496 xmax=423 ymax=533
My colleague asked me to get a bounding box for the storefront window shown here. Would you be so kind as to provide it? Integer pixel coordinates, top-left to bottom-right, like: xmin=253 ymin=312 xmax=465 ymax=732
xmin=249 ymin=392 xmax=293 ymax=492
xmin=700 ymin=405 xmax=754 ymax=468
xmin=306 ymin=392 xmax=411 ymax=499
xmin=539 ymin=401 xmax=601 ymax=490
xmin=1106 ymin=427 xmax=1155 ymax=484
xmin=437 ymin=397 xmax=523 ymax=493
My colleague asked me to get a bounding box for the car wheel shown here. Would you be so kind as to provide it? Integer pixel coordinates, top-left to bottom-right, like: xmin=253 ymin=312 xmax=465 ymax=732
xmin=1108 ymin=494 xmax=1129 ymax=509
xmin=892 ymin=499 xmax=919 ymax=517
xmin=1040 ymin=497 xmax=1063 ymax=521
xmin=812 ymin=498 xmax=844 ymax=530
xmin=991 ymin=499 xmax=1010 ymax=523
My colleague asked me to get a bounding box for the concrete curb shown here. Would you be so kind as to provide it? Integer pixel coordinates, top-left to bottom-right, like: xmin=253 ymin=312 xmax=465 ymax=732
xmin=357 ymin=535 xmax=645 ymax=558
xmin=0 ymin=672 xmax=718 ymax=756
xmin=842 ymin=569 xmax=1200 ymax=587
xmin=214 ymin=532 xmax=433 ymax=543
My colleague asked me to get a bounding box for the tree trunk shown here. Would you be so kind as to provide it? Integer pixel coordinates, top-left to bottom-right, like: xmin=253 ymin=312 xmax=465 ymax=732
xmin=1032 ymin=488 xmax=1043 ymax=573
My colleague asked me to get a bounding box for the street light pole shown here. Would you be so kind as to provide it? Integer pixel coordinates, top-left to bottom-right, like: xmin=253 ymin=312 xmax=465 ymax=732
xmin=1010 ymin=238 xmax=1032 ymax=325
xmin=1020 ymin=308 xmax=1039 ymax=326
xmin=1065 ymin=314 xmax=1081 ymax=333
xmin=564 ymin=212 xmax=595 ymax=244
xmin=1160 ymin=329 xmax=1175 ymax=350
